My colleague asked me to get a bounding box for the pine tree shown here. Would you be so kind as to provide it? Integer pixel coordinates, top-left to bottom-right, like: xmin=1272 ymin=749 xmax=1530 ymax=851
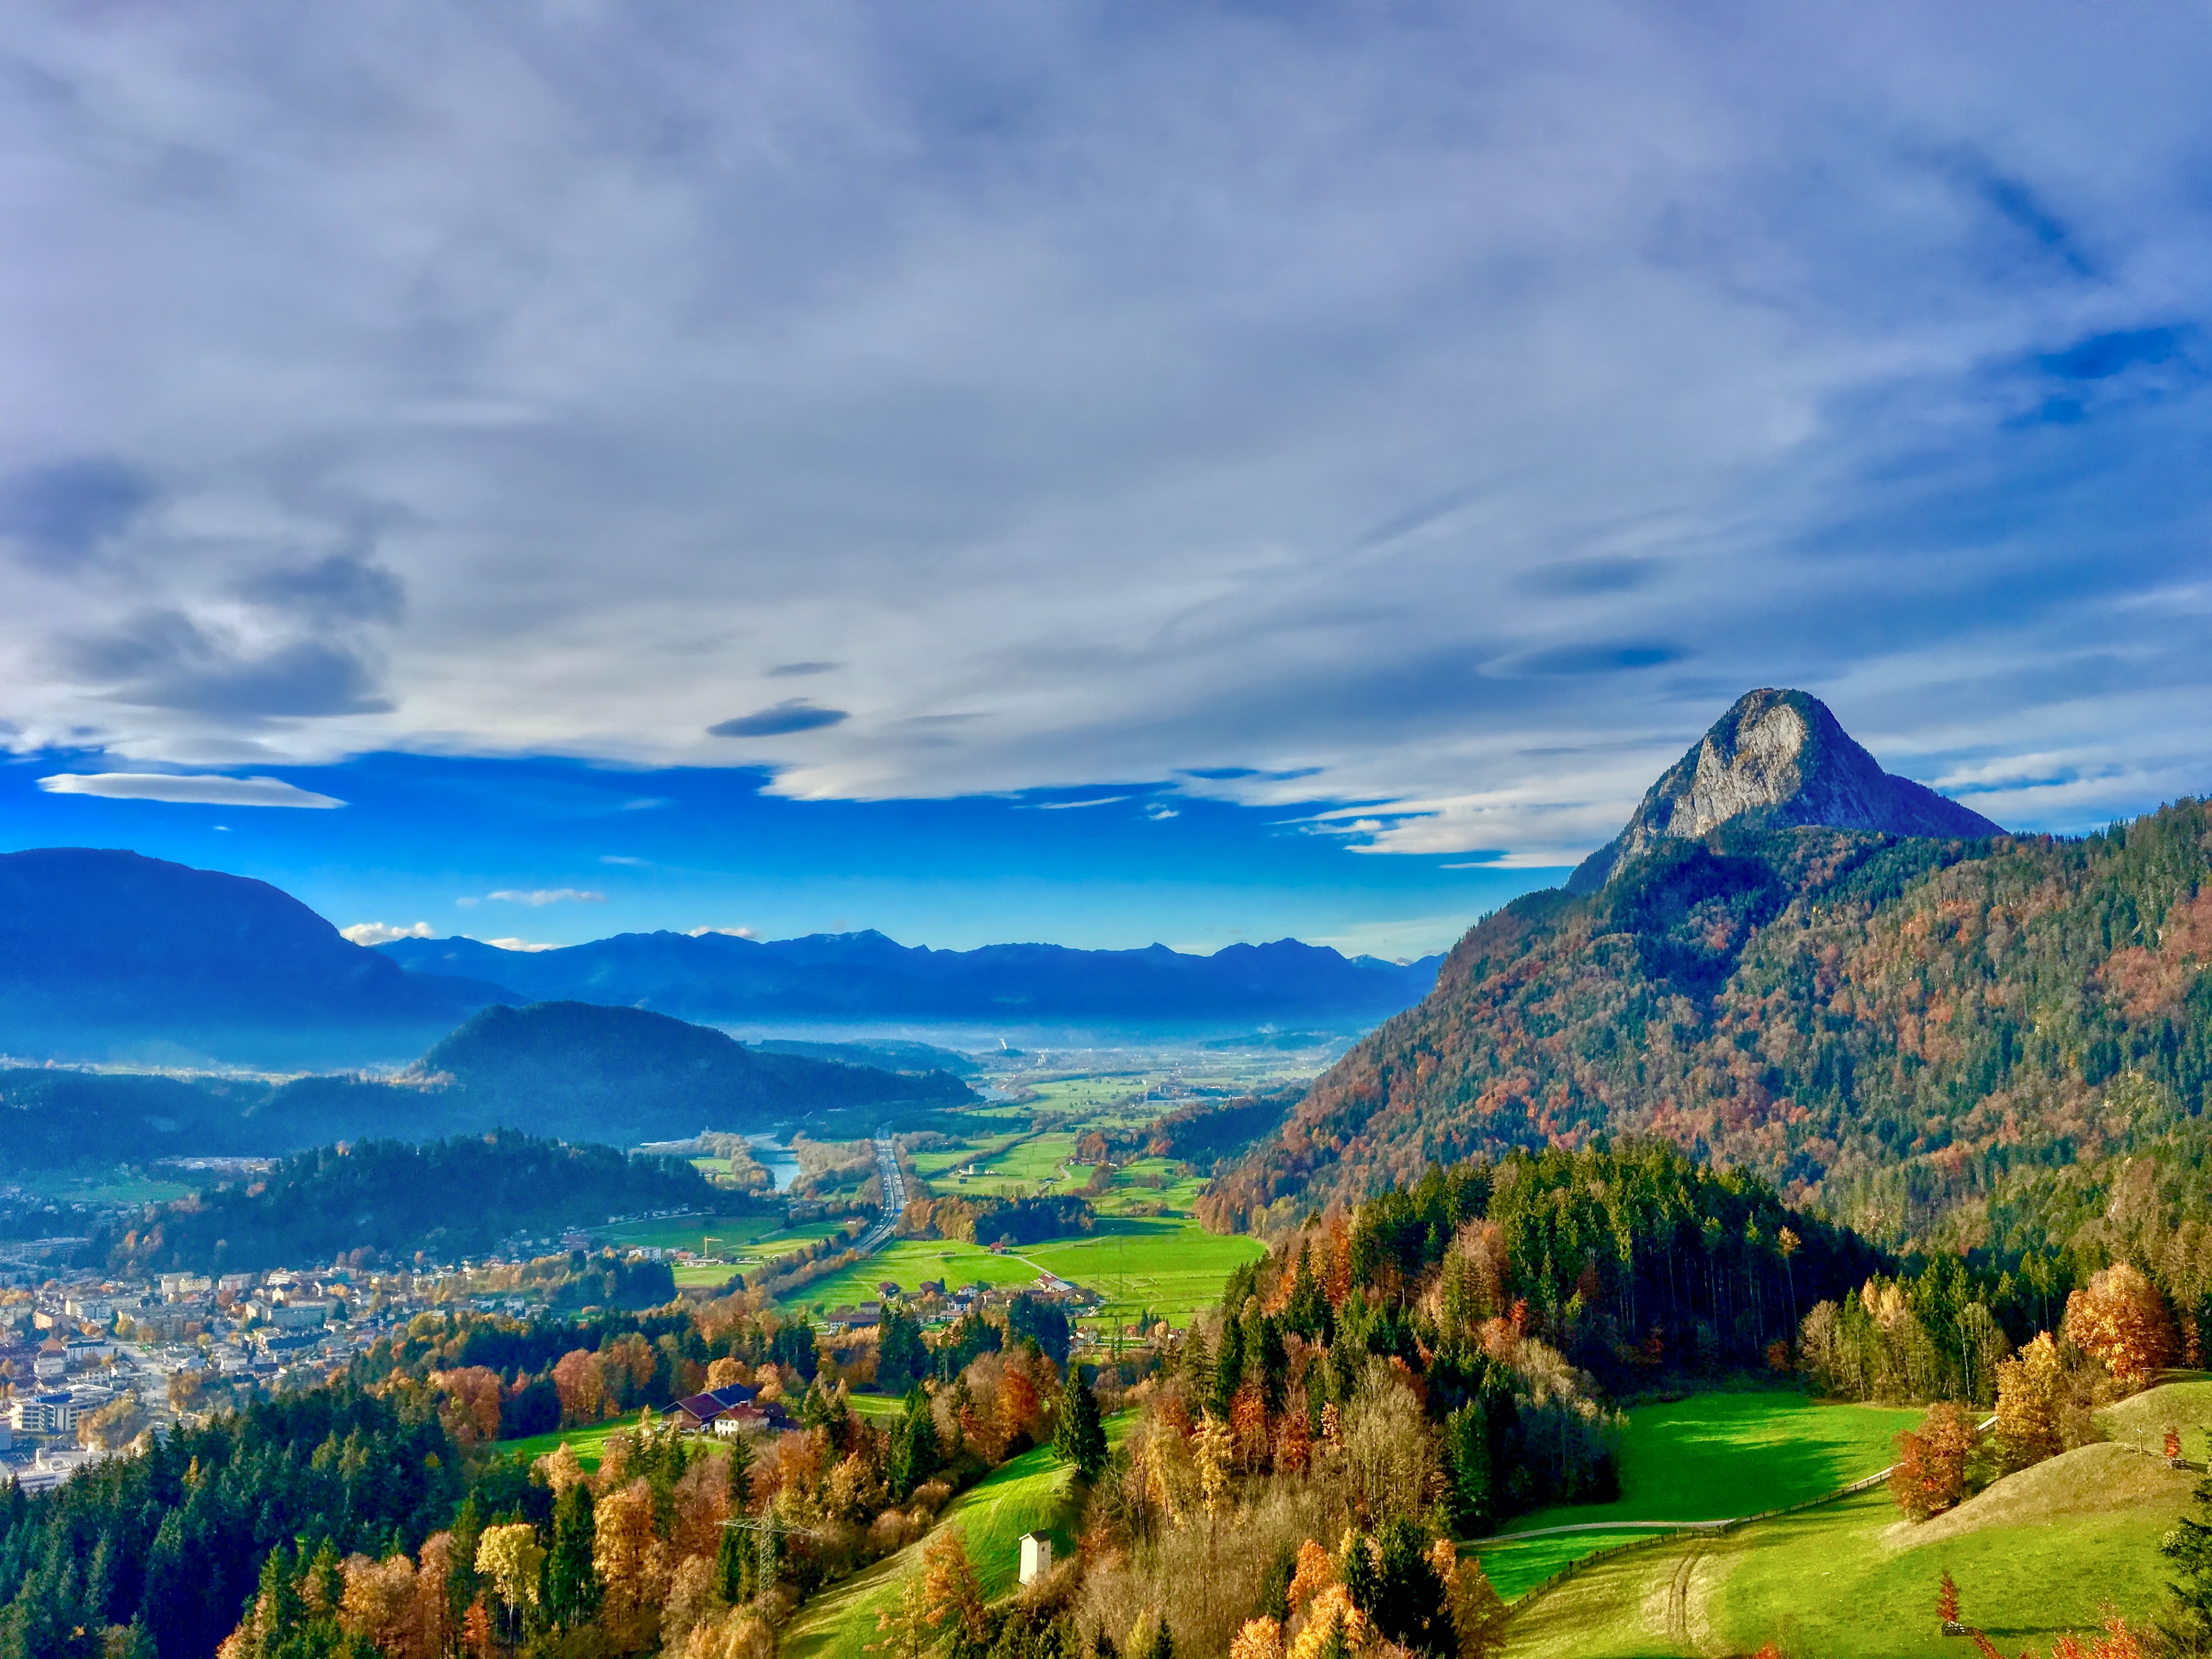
xmin=1443 ymin=1403 xmax=1492 ymax=1536
xmin=716 ymin=1517 xmax=750 ymax=1607
xmin=2160 ymin=1455 xmax=2212 ymax=1655
xmin=1053 ymin=1372 xmax=1109 ymax=1481
xmin=546 ymin=1482 xmax=599 ymax=1630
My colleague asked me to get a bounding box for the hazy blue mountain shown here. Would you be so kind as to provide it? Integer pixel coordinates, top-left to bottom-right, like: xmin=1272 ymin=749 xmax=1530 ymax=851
xmin=413 ymin=999 xmax=974 ymax=1141
xmin=377 ymin=928 xmax=1444 ymax=1026
xmin=0 ymin=847 xmax=507 ymax=1065
xmin=0 ymin=1001 xmax=974 ymax=1175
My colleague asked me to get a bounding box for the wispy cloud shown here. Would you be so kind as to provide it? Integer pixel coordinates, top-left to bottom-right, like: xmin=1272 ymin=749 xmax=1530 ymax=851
xmin=689 ymin=925 xmax=758 ymax=939
xmin=37 ymin=772 xmax=346 ymax=809
xmin=341 ymin=920 xmax=433 ymax=945
xmin=484 ymin=888 xmax=607 ymax=906
xmin=1033 ymin=796 xmax=1128 ymax=811
xmin=479 ymin=936 xmax=562 ymax=952
xmin=1 ymin=5 xmax=2209 ymax=862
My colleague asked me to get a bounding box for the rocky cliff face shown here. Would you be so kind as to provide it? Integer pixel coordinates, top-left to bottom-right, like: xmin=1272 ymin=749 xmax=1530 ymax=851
xmin=1566 ymin=688 xmax=2002 ymax=892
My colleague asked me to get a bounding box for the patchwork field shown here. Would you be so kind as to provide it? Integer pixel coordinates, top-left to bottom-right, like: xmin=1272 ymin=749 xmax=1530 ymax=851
xmin=1505 ymin=1380 xmax=2205 ymax=1658
xmin=1026 ymin=1216 xmax=1265 ymax=1327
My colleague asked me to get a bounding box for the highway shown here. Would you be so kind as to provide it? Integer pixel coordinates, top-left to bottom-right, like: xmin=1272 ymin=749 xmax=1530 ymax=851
xmin=854 ymin=1131 xmax=906 ymax=1256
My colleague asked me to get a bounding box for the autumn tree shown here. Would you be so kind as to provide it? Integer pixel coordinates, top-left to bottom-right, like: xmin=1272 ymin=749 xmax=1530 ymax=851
xmin=474 ymin=1524 xmax=544 ymax=1643
xmin=1939 ymin=1570 xmax=1960 ymax=1628
xmin=2064 ymin=1263 xmax=2177 ymax=1389
xmin=920 ymin=1528 xmax=987 ymax=1652
xmin=430 ymin=1368 xmax=504 ymax=1447
xmin=1891 ymin=1402 xmax=1979 ymax=1521
xmin=594 ymin=1479 xmax=661 ymax=1630
xmin=1993 ymin=1339 xmax=2062 ymax=1475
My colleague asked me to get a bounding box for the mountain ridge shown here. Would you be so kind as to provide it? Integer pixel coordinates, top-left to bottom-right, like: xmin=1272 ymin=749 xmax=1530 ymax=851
xmin=377 ymin=926 xmax=1444 ymax=1026
xmin=1567 ymin=687 xmax=2004 ymax=892
xmin=1201 ymin=691 xmax=2194 ymax=1248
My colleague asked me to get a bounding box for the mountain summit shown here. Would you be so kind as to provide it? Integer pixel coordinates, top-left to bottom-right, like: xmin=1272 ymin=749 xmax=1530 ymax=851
xmin=1566 ymin=688 xmax=2003 ymax=892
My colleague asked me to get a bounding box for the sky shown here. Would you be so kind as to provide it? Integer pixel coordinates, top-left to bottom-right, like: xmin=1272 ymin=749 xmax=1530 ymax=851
xmin=3 ymin=3 xmax=2211 ymax=958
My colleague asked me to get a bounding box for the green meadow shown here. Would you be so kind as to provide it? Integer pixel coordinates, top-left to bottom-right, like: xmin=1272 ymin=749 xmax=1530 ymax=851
xmin=1473 ymin=1391 xmax=1922 ymax=1599
xmin=781 ymin=1419 xmax=1131 ymax=1659
xmin=1026 ymin=1216 xmax=1264 ymax=1326
xmin=1506 ymin=1380 xmax=2206 ymax=1657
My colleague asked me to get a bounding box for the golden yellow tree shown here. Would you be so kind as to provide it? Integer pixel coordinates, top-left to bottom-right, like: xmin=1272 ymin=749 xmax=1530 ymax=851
xmin=1195 ymin=1412 xmax=1234 ymax=1522
xmin=594 ymin=1479 xmax=661 ymax=1626
xmin=921 ymin=1528 xmax=988 ymax=1649
xmin=475 ymin=1524 xmax=544 ymax=1638
xmin=1231 ymin=1616 xmax=1285 ymax=1659
xmin=1993 ymin=1337 xmax=2062 ymax=1474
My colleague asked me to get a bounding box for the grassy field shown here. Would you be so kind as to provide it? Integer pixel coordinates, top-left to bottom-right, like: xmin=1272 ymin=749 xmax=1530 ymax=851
xmin=787 ymin=1239 xmax=1045 ymax=1314
xmin=18 ymin=1167 xmax=194 ymax=1205
xmin=1027 ymin=1216 xmax=1264 ymax=1327
xmin=1508 ymin=1380 xmax=2208 ymax=1657
xmin=1474 ymin=1392 xmax=1923 ymax=1599
xmin=496 ymin=1410 xmax=657 ymax=1472
xmin=781 ymin=1421 xmax=1128 ymax=1659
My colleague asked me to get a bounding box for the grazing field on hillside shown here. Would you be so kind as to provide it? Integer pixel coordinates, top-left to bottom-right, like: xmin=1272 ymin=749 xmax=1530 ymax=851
xmin=497 ymin=1410 xmax=655 ymax=1472
xmin=1508 ymin=1382 xmax=2205 ymax=1657
xmin=1474 ymin=1392 xmax=1922 ymax=1597
xmin=779 ymin=1435 xmax=1099 ymax=1659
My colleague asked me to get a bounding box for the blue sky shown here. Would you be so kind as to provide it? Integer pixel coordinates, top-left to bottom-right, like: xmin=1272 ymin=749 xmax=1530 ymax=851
xmin=3 ymin=4 xmax=2211 ymax=957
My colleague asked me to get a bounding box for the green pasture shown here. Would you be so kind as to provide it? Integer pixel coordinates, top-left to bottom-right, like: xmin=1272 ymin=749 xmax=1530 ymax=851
xmin=1089 ymin=1158 xmax=1207 ymax=1215
xmin=1474 ymin=1392 xmax=1922 ymax=1596
xmin=781 ymin=1419 xmax=1130 ymax=1659
xmin=1507 ymin=1380 xmax=2208 ymax=1657
xmin=2101 ymin=1374 xmax=2212 ymax=1457
xmin=20 ymin=1167 xmax=194 ymax=1205
xmin=496 ymin=1410 xmax=655 ymax=1472
xmin=783 ymin=1239 xmax=1042 ymax=1312
xmin=1026 ymin=1216 xmax=1263 ymax=1325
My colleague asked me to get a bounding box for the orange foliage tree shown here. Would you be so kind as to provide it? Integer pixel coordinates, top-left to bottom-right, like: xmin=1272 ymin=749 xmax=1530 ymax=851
xmin=2064 ymin=1264 xmax=2177 ymax=1389
xmin=1890 ymin=1401 xmax=1978 ymax=1521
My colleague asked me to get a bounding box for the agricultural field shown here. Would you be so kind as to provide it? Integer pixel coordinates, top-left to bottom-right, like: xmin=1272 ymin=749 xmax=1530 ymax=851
xmin=13 ymin=1166 xmax=194 ymax=1206
xmin=1027 ymin=1217 xmax=1265 ymax=1327
xmin=1475 ymin=1392 xmax=1923 ymax=1598
xmin=787 ymin=1238 xmax=1044 ymax=1314
xmin=755 ymin=1048 xmax=1312 ymax=1330
xmin=1505 ymin=1381 xmax=2204 ymax=1658
xmin=597 ymin=1212 xmax=848 ymax=1261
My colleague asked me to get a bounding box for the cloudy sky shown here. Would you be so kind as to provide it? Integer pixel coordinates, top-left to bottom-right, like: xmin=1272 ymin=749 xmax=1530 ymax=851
xmin=3 ymin=3 xmax=2210 ymax=956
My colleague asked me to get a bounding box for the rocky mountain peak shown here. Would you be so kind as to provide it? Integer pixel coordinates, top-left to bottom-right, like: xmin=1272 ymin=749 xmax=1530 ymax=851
xmin=1566 ymin=688 xmax=2004 ymax=892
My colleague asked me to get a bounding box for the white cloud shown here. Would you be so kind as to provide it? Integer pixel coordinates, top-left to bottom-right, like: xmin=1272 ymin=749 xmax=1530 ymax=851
xmin=1034 ymin=797 xmax=1127 ymax=810
xmin=341 ymin=920 xmax=434 ymax=945
xmin=479 ymin=936 xmax=563 ymax=952
xmin=2 ymin=5 xmax=2211 ymax=860
xmin=484 ymin=888 xmax=607 ymax=906
xmin=689 ymin=925 xmax=758 ymax=939
xmin=35 ymin=772 xmax=346 ymax=809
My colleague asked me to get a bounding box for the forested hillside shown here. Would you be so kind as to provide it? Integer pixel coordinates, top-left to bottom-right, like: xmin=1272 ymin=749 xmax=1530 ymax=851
xmin=96 ymin=1132 xmax=736 ymax=1274
xmin=1207 ymin=798 xmax=2212 ymax=1249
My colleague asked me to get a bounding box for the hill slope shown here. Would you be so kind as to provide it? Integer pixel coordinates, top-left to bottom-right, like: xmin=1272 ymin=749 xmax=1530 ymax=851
xmin=415 ymin=1000 xmax=975 ymax=1142
xmin=1207 ymin=695 xmax=2211 ymax=1243
xmin=378 ymin=928 xmax=1441 ymax=1028
xmin=0 ymin=847 xmax=507 ymax=1064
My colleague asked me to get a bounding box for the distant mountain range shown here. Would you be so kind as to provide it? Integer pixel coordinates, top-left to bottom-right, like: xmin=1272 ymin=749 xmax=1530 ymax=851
xmin=376 ymin=928 xmax=1445 ymax=1030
